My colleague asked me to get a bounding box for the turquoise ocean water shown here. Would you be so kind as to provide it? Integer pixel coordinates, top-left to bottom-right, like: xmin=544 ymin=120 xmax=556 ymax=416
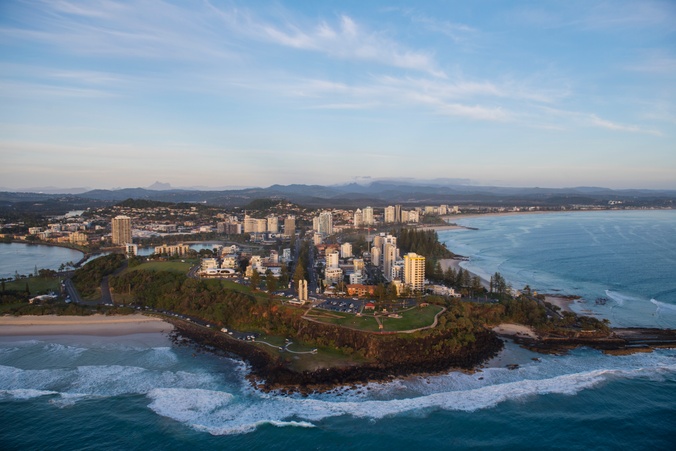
xmin=1 ymin=211 xmax=675 ymax=449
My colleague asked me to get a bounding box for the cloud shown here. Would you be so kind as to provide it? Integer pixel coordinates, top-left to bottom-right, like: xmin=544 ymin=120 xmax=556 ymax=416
xmin=540 ymin=107 xmax=662 ymax=136
xmin=626 ymin=54 xmax=676 ymax=74
xmin=405 ymin=12 xmax=477 ymax=42
xmin=232 ymin=11 xmax=446 ymax=77
xmin=508 ymin=0 xmax=676 ymax=31
xmin=0 ymin=0 xmax=238 ymax=61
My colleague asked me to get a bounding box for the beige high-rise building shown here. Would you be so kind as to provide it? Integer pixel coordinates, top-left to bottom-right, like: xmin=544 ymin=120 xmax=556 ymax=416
xmin=267 ymin=215 xmax=279 ymax=234
xmin=255 ymin=218 xmax=267 ymax=233
xmin=243 ymin=215 xmax=256 ymax=234
xmin=111 ymin=215 xmax=132 ymax=245
xmin=353 ymin=209 xmax=363 ymax=228
xmin=340 ymin=242 xmax=353 ymax=259
xmin=363 ymin=206 xmax=374 ymax=225
xmin=370 ymin=246 xmax=381 ymax=266
xmin=403 ymin=252 xmax=426 ymax=292
xmin=284 ymin=215 xmax=296 ymax=237
xmin=384 ymin=206 xmax=396 ymax=223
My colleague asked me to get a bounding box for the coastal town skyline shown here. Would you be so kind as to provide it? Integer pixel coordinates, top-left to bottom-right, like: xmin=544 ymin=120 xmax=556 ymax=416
xmin=2 ymin=0 xmax=675 ymax=190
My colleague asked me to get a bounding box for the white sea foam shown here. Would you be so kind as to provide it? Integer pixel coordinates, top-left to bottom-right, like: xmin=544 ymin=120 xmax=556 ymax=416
xmin=0 ymin=362 xmax=218 ymax=405
xmin=606 ymin=290 xmax=628 ymax=306
xmin=141 ymin=350 xmax=676 ymax=435
xmin=0 ymin=388 xmax=59 ymax=400
xmin=651 ymin=299 xmax=676 ymax=313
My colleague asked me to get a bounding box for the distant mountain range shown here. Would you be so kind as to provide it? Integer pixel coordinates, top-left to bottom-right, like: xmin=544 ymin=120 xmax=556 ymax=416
xmin=1 ymin=181 xmax=675 ymax=212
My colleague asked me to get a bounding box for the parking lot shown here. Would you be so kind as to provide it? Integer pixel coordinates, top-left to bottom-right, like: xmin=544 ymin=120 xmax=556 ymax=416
xmin=316 ymin=298 xmax=366 ymax=314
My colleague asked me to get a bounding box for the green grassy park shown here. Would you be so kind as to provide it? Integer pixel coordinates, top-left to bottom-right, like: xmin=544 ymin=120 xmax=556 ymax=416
xmin=305 ymin=304 xmax=444 ymax=333
xmin=4 ymin=276 xmax=61 ymax=296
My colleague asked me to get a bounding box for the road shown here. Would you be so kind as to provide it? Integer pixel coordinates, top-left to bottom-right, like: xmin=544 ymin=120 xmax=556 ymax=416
xmin=63 ymin=279 xmax=83 ymax=304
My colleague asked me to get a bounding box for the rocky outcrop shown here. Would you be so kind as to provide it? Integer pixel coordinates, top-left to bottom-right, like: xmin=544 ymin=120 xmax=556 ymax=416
xmin=166 ymin=318 xmax=504 ymax=393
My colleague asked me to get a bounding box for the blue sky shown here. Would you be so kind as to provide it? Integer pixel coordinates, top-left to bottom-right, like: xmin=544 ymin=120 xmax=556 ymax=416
xmin=1 ymin=0 xmax=675 ymax=190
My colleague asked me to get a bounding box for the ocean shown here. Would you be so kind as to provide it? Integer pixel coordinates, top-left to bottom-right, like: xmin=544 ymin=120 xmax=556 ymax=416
xmin=1 ymin=210 xmax=675 ymax=449
xmin=439 ymin=210 xmax=676 ymax=329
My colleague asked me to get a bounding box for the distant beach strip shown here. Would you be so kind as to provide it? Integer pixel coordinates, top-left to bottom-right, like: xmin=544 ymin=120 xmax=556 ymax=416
xmin=0 ymin=314 xmax=174 ymax=336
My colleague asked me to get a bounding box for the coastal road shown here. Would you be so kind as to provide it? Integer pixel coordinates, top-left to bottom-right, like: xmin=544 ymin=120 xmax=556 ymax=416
xmin=63 ymin=279 xmax=83 ymax=304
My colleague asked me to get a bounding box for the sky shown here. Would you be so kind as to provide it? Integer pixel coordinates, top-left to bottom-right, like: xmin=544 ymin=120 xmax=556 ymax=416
xmin=1 ymin=0 xmax=675 ymax=191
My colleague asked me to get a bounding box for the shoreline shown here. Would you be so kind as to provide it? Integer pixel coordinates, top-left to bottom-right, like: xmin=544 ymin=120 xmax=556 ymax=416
xmin=0 ymin=314 xmax=174 ymax=336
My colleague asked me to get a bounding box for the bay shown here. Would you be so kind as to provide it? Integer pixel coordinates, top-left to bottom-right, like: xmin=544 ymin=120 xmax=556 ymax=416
xmin=0 ymin=242 xmax=83 ymax=279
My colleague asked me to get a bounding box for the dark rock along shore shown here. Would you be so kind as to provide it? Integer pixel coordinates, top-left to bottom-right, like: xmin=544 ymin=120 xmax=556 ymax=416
xmin=167 ymin=319 xmax=504 ymax=394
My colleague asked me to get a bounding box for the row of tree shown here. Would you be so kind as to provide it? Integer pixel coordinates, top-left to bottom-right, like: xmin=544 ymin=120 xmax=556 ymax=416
xmin=72 ymin=253 xmax=126 ymax=299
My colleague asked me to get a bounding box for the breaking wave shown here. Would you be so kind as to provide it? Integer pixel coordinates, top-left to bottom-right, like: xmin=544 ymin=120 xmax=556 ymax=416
xmin=139 ymin=356 xmax=676 ymax=435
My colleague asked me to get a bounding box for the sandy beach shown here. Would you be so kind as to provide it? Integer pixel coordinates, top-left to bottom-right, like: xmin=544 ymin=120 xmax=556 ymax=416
xmin=492 ymin=323 xmax=540 ymax=340
xmin=0 ymin=314 xmax=174 ymax=336
xmin=544 ymin=296 xmax=575 ymax=313
xmin=418 ymin=224 xmax=466 ymax=231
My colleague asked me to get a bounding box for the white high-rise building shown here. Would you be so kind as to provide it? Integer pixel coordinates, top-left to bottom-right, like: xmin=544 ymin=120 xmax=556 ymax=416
xmin=316 ymin=211 xmax=333 ymax=236
xmin=326 ymin=250 xmax=340 ymax=269
xmin=363 ymin=207 xmax=374 ymax=225
xmin=111 ymin=215 xmax=132 ymax=245
xmin=382 ymin=243 xmax=397 ymax=281
xmin=403 ymin=252 xmax=426 ymax=292
xmin=353 ymin=209 xmax=363 ymax=228
xmin=340 ymin=242 xmax=353 ymax=259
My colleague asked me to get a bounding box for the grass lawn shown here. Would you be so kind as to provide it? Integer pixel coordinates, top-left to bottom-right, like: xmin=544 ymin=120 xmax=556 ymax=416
xmin=126 ymin=261 xmax=194 ymax=274
xmin=4 ymin=277 xmax=61 ymax=296
xmin=305 ymin=304 xmax=444 ymax=333
xmin=284 ymin=345 xmax=366 ymax=372
xmin=381 ymin=304 xmax=444 ymax=331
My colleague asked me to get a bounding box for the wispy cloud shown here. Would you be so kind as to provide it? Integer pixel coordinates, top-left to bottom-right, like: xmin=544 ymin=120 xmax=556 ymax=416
xmin=508 ymin=0 xmax=676 ymax=31
xmin=209 ymin=7 xmax=447 ymax=77
xmin=626 ymin=53 xmax=676 ymax=74
xmin=0 ymin=0 xmax=238 ymax=60
xmin=541 ymin=107 xmax=662 ymax=136
xmin=406 ymin=12 xmax=477 ymax=42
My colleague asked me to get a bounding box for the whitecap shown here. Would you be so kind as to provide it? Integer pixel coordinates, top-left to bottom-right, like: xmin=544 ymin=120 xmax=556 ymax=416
xmin=0 ymin=388 xmax=58 ymax=400
xmin=140 ymin=351 xmax=676 ymax=436
xmin=651 ymin=299 xmax=676 ymax=313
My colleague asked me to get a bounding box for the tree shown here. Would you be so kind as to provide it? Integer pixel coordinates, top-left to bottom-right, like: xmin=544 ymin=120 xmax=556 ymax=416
xmin=471 ymin=276 xmax=483 ymax=296
xmin=265 ymin=269 xmax=277 ymax=292
xmin=460 ymin=268 xmax=471 ymax=288
xmin=279 ymin=264 xmax=290 ymax=288
xmin=293 ymin=261 xmax=305 ymax=285
xmin=250 ymin=269 xmax=261 ymax=290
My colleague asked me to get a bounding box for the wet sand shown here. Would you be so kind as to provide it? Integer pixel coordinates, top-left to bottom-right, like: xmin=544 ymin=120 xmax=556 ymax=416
xmin=544 ymin=296 xmax=575 ymax=313
xmin=0 ymin=314 xmax=174 ymax=336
